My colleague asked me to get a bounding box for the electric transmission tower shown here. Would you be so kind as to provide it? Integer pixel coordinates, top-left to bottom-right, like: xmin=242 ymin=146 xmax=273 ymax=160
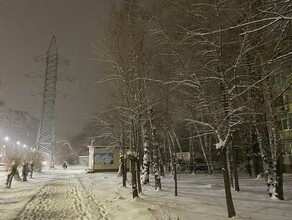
xmin=29 ymin=36 xmax=70 ymax=166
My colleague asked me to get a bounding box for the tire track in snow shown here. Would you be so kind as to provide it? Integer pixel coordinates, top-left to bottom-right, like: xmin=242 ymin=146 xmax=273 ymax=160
xmin=16 ymin=175 xmax=109 ymax=220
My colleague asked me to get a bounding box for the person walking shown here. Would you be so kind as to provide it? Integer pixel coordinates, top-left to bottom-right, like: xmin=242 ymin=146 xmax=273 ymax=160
xmin=62 ymin=161 xmax=67 ymax=170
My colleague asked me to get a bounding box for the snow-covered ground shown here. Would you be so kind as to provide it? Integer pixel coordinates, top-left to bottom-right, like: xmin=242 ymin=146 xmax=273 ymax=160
xmin=0 ymin=166 xmax=291 ymax=220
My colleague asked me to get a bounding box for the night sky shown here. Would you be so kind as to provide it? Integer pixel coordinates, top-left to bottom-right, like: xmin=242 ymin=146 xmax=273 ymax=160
xmin=0 ymin=0 xmax=116 ymax=137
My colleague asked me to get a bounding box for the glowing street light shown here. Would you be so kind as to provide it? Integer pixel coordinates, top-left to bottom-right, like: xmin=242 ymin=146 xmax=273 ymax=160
xmin=16 ymin=141 xmax=20 ymax=146
xmin=23 ymin=144 xmax=27 ymax=148
xmin=4 ymin=136 xmax=9 ymax=142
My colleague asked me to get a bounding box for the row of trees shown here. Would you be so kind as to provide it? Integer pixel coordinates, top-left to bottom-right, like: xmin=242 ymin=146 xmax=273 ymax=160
xmin=4 ymin=146 xmax=43 ymax=173
xmin=79 ymin=0 xmax=292 ymax=218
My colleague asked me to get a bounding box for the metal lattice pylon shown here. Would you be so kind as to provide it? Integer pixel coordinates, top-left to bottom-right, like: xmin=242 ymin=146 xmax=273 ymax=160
xmin=36 ymin=36 xmax=59 ymax=162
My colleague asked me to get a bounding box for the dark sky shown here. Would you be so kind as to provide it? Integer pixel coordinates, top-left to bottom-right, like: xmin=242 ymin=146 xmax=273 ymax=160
xmin=0 ymin=0 xmax=116 ymax=137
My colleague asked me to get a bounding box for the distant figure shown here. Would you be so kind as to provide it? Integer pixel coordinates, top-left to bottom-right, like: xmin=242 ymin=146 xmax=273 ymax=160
xmin=29 ymin=160 xmax=34 ymax=178
xmin=5 ymin=160 xmax=17 ymax=188
xmin=22 ymin=161 xmax=29 ymax=181
xmin=62 ymin=161 xmax=67 ymax=170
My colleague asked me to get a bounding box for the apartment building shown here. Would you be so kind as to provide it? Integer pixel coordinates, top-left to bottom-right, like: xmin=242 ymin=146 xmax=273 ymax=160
xmin=270 ymin=63 xmax=292 ymax=172
xmin=0 ymin=101 xmax=39 ymax=149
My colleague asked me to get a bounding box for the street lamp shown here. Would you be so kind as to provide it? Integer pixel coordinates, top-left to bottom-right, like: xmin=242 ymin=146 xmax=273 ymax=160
xmin=16 ymin=141 xmax=20 ymax=146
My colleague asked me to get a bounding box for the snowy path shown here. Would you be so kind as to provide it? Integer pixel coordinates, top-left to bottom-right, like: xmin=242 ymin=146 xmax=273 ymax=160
xmin=16 ymin=174 xmax=110 ymax=220
xmin=1 ymin=167 xmax=292 ymax=220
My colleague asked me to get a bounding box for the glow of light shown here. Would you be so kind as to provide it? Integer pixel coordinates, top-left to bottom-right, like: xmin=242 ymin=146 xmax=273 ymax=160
xmin=16 ymin=141 xmax=20 ymax=145
xmin=23 ymin=144 xmax=27 ymax=148
xmin=4 ymin=136 xmax=9 ymax=141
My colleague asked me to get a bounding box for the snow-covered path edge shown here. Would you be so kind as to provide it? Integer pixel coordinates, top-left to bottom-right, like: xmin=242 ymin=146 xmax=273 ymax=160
xmin=0 ymin=169 xmax=56 ymax=220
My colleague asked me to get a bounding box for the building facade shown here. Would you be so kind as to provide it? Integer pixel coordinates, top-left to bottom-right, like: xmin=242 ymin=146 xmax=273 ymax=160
xmin=270 ymin=63 xmax=292 ymax=172
xmin=0 ymin=101 xmax=39 ymax=149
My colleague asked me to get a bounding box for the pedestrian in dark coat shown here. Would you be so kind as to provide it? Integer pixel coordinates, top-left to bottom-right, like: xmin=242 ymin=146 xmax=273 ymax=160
xmin=62 ymin=161 xmax=67 ymax=170
xmin=5 ymin=160 xmax=17 ymax=188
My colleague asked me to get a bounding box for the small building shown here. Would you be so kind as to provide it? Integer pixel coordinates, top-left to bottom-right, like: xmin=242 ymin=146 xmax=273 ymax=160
xmin=88 ymin=146 xmax=129 ymax=172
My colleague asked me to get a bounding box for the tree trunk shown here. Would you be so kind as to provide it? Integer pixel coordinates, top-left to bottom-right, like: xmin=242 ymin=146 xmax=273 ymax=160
xmin=149 ymin=107 xmax=161 ymax=190
xmin=168 ymin=133 xmax=178 ymax=196
xmin=196 ymin=126 xmax=212 ymax=174
xmin=220 ymin=148 xmax=236 ymax=218
xmin=226 ymin=145 xmax=234 ymax=188
xmin=275 ymin=152 xmax=284 ymax=200
xmin=121 ymin=143 xmax=127 ymax=187
xmin=189 ymin=135 xmax=194 ymax=173
xmin=129 ymin=155 xmax=138 ymax=199
xmin=260 ymin=55 xmax=284 ymax=200
xmin=257 ymin=127 xmax=275 ymax=197
xmin=136 ymin=158 xmax=142 ymax=194
xmin=207 ymin=135 xmax=214 ymax=174
xmin=232 ymin=147 xmax=240 ymax=192
xmin=174 ymin=154 xmax=178 ymax=196
xmin=251 ymin=131 xmax=263 ymax=177
xmin=117 ymin=150 xmax=124 ymax=177
xmin=141 ymin=123 xmax=150 ymax=184
xmin=123 ymin=157 xmax=127 ymax=187
xmin=245 ymin=146 xmax=252 ymax=177
xmin=6 ymin=164 xmax=17 ymax=188
xmin=136 ymin=118 xmax=142 ymax=194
